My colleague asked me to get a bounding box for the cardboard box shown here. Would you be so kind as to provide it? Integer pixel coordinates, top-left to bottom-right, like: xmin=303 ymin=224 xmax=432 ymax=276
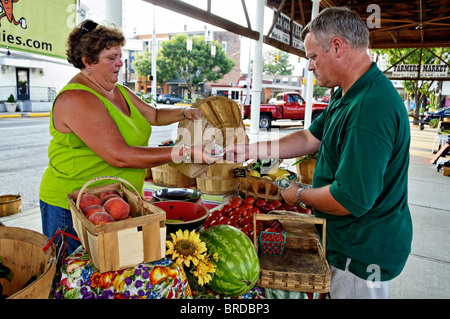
xmin=68 ymin=176 xmax=166 ymax=273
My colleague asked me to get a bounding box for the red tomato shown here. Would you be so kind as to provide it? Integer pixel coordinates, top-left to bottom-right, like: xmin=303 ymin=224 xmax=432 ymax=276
xmin=209 ymin=219 xmax=221 ymax=228
xmin=254 ymin=199 xmax=267 ymax=209
xmin=241 ymin=203 xmax=253 ymax=211
xmin=239 ymin=227 xmax=250 ymax=236
xmin=264 ymin=227 xmax=278 ymax=233
xmin=269 ymin=200 xmax=282 ymax=208
xmin=219 ymin=216 xmax=230 ymax=225
xmin=228 ymin=201 xmax=241 ymax=209
xmin=228 ymin=220 xmax=239 ymax=228
xmin=210 ymin=210 xmax=223 ymax=220
xmin=221 ymin=204 xmax=233 ymax=216
xmin=238 ymin=216 xmax=252 ymax=227
xmin=280 ymin=203 xmax=295 ymax=211
xmin=243 ymin=197 xmax=255 ymax=206
xmin=249 ymin=207 xmax=260 ymax=214
xmin=229 ymin=214 xmax=241 ymax=223
xmin=242 ymin=210 xmax=254 ymax=220
xmin=243 ymin=224 xmax=253 ymax=235
xmin=260 ymin=204 xmax=275 ymax=213
xmin=229 ymin=196 xmax=243 ymax=206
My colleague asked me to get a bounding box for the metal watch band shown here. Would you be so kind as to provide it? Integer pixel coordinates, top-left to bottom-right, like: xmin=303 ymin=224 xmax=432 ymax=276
xmin=296 ymin=187 xmax=306 ymax=208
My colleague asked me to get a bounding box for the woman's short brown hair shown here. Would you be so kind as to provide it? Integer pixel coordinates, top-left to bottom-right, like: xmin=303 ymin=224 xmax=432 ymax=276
xmin=66 ymin=20 xmax=126 ymax=69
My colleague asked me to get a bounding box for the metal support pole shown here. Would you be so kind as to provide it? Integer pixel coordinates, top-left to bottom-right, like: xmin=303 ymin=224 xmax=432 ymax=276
xmin=249 ymin=0 xmax=265 ymax=139
xmin=304 ymin=0 xmax=320 ymax=129
xmin=152 ymin=5 xmax=157 ymax=98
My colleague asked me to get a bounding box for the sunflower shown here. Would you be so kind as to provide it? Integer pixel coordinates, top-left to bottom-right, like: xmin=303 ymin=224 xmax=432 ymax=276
xmin=192 ymin=255 xmax=216 ymax=286
xmin=166 ymin=229 xmax=207 ymax=267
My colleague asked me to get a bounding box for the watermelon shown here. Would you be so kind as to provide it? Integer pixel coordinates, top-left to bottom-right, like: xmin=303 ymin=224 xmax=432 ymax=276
xmin=200 ymin=224 xmax=260 ymax=297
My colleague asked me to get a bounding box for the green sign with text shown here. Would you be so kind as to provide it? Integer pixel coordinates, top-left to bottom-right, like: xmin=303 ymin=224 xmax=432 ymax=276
xmin=0 ymin=0 xmax=77 ymax=59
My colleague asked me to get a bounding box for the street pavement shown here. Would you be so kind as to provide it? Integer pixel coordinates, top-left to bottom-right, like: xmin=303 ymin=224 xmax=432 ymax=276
xmin=1 ymin=112 xmax=449 ymax=299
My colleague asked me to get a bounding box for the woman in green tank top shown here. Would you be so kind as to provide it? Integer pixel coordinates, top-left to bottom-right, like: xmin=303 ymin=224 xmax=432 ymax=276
xmin=39 ymin=20 xmax=216 ymax=254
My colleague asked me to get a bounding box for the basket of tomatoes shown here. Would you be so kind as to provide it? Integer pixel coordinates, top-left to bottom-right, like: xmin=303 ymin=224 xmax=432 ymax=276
xmin=201 ymin=195 xmax=309 ymax=241
xmin=259 ymin=231 xmax=286 ymax=256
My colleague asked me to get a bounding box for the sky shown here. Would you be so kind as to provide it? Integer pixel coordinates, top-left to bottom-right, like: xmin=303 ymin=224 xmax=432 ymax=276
xmin=82 ymin=0 xmax=305 ymax=74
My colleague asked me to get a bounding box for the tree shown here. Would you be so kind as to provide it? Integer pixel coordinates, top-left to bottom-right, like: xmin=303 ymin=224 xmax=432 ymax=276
xmin=374 ymin=47 xmax=450 ymax=125
xmin=263 ymin=50 xmax=294 ymax=75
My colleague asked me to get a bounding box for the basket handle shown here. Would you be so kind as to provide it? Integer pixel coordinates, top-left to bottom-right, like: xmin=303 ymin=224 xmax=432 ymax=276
xmin=75 ymin=176 xmax=142 ymax=210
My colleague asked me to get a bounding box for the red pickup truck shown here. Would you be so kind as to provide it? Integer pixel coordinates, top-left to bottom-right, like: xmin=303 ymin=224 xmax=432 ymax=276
xmin=243 ymin=92 xmax=328 ymax=129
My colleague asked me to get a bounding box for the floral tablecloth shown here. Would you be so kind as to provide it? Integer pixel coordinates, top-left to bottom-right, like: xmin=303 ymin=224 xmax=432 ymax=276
xmin=51 ymin=246 xmax=192 ymax=299
xmin=51 ymin=246 xmax=265 ymax=299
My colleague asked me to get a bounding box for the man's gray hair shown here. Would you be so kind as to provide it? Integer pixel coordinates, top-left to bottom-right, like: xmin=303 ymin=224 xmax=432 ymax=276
xmin=301 ymin=7 xmax=369 ymax=51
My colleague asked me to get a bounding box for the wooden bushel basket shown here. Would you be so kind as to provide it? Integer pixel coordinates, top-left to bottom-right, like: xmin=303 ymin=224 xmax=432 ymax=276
xmin=0 ymin=227 xmax=56 ymax=299
xmin=0 ymin=194 xmax=22 ymax=217
xmin=151 ymin=164 xmax=196 ymax=188
xmin=170 ymin=96 xmax=248 ymax=178
xmin=253 ymin=211 xmax=330 ymax=293
xmin=196 ymin=161 xmax=243 ymax=195
xmin=68 ymin=176 xmax=166 ymax=273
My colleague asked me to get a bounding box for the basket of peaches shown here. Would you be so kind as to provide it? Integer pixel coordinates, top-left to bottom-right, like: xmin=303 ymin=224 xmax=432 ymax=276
xmin=201 ymin=196 xmax=312 ymax=240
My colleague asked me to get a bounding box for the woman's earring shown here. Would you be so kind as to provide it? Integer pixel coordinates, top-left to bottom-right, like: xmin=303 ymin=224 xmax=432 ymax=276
xmin=87 ymin=69 xmax=91 ymax=75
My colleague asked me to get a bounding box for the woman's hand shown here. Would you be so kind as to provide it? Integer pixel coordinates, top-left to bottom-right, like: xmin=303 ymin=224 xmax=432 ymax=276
xmin=182 ymin=107 xmax=203 ymax=121
xmin=224 ymin=143 xmax=249 ymax=163
xmin=188 ymin=144 xmax=221 ymax=165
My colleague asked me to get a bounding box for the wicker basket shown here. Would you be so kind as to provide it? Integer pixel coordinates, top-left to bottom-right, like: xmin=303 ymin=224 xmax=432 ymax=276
xmin=253 ymin=211 xmax=330 ymax=293
xmin=0 ymin=227 xmax=56 ymax=299
xmin=196 ymin=161 xmax=243 ymax=195
xmin=238 ymin=170 xmax=298 ymax=202
xmin=171 ymin=96 xmax=248 ymax=178
xmin=151 ymin=164 xmax=196 ymax=188
xmin=0 ymin=194 xmax=22 ymax=217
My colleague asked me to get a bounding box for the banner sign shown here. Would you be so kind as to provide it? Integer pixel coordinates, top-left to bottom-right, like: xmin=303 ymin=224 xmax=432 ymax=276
xmin=0 ymin=0 xmax=77 ymax=59
xmin=292 ymin=21 xmax=304 ymax=51
xmin=392 ymin=64 xmax=448 ymax=78
xmin=271 ymin=10 xmax=290 ymax=45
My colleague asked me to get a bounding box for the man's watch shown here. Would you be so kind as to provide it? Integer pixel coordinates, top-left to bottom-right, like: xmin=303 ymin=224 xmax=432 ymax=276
xmin=296 ymin=186 xmax=307 ymax=208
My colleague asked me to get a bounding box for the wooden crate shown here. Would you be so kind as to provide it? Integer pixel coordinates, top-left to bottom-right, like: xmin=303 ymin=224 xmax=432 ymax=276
xmin=0 ymin=227 xmax=56 ymax=299
xmin=68 ymin=176 xmax=166 ymax=273
xmin=151 ymin=164 xmax=196 ymax=188
xmin=253 ymin=211 xmax=331 ymax=293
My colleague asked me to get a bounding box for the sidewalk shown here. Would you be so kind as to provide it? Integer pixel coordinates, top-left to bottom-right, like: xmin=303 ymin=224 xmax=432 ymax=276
xmin=0 ymin=124 xmax=449 ymax=298
xmin=0 ymin=112 xmax=50 ymax=118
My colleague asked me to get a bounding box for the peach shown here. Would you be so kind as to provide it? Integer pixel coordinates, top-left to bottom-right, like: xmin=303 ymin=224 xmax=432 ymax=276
xmin=79 ymin=194 xmax=102 ymax=211
xmin=83 ymin=205 xmax=106 ymax=218
xmin=88 ymin=212 xmax=115 ymax=225
xmin=103 ymin=197 xmax=130 ymax=221
xmin=99 ymin=189 xmax=121 ymax=202
xmin=101 ymin=193 xmax=120 ymax=204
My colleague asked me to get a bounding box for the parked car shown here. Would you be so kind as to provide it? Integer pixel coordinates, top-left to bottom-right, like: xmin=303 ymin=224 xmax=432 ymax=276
xmin=158 ymin=93 xmax=185 ymax=104
xmin=242 ymin=92 xmax=328 ymax=129
xmin=423 ymin=106 xmax=450 ymax=123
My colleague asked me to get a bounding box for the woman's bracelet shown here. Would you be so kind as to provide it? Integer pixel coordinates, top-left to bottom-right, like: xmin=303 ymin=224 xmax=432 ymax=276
xmin=181 ymin=107 xmax=189 ymax=119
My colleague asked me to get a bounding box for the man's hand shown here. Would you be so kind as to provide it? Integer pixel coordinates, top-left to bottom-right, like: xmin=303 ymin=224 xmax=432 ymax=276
xmin=224 ymin=143 xmax=249 ymax=163
xmin=281 ymin=182 xmax=302 ymax=206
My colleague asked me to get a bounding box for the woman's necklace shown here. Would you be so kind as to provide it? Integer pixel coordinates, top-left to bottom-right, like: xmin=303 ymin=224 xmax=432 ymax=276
xmin=81 ymin=72 xmax=115 ymax=95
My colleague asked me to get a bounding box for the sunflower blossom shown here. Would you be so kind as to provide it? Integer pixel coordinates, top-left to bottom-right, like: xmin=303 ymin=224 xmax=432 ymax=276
xmin=166 ymin=229 xmax=207 ymax=267
xmin=193 ymin=255 xmax=216 ymax=286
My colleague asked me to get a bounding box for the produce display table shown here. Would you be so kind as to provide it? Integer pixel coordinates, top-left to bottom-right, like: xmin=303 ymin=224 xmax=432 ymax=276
xmin=50 ymin=246 xmax=265 ymax=299
xmin=51 ymin=181 xmax=323 ymax=299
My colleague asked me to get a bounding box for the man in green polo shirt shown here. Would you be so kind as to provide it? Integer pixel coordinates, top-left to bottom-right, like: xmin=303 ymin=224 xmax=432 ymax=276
xmin=225 ymin=7 xmax=412 ymax=298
